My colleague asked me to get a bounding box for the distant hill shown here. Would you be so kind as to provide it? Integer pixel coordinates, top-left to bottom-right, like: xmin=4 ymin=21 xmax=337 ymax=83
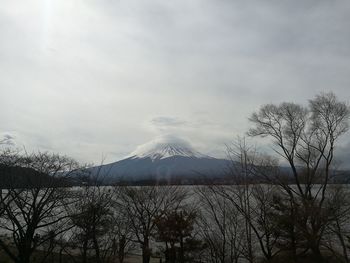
xmin=0 ymin=164 xmax=73 ymax=188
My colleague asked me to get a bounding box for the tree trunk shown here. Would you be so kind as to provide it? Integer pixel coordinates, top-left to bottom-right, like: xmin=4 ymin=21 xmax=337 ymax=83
xmin=142 ymin=238 xmax=151 ymax=263
xmin=59 ymin=246 xmax=64 ymax=263
xmin=310 ymin=242 xmax=324 ymax=262
xmin=93 ymin=235 xmax=101 ymax=263
xmin=118 ymin=235 xmax=126 ymax=263
xmin=18 ymin=239 xmax=32 ymax=263
xmin=179 ymin=236 xmax=184 ymax=263
xmin=290 ymin=230 xmax=297 ymax=262
xmin=82 ymin=239 xmax=88 ymax=263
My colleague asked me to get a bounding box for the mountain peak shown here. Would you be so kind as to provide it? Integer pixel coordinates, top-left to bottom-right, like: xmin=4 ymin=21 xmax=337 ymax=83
xmin=128 ymin=135 xmax=208 ymax=160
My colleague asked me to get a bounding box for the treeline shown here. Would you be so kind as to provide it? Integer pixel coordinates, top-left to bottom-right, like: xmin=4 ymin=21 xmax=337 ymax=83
xmin=1 ymin=92 xmax=349 ymax=263
xmin=0 ymin=152 xmax=350 ymax=263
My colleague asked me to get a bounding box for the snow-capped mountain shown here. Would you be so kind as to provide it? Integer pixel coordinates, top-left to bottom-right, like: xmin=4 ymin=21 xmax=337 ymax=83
xmin=127 ymin=136 xmax=210 ymax=160
xmin=91 ymin=136 xmax=230 ymax=183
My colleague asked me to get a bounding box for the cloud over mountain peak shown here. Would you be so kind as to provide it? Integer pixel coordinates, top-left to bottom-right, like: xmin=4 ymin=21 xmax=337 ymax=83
xmin=128 ymin=135 xmax=207 ymax=160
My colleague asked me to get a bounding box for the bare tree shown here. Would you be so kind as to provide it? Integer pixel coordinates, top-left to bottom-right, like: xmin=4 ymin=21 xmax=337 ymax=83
xmin=111 ymin=188 xmax=136 ymax=263
xmin=224 ymin=138 xmax=258 ymax=263
xmin=117 ymin=185 xmax=187 ymax=263
xmin=67 ymin=184 xmax=115 ymax=263
xmin=196 ymin=186 xmax=244 ymax=263
xmin=322 ymin=185 xmax=350 ymax=263
xmin=154 ymin=208 xmax=200 ymax=263
xmin=224 ymin=138 xmax=283 ymax=262
xmin=0 ymin=151 xmax=82 ymax=263
xmin=248 ymin=92 xmax=350 ymax=261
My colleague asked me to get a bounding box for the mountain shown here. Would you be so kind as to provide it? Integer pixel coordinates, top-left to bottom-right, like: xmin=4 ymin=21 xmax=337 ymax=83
xmin=0 ymin=164 xmax=74 ymax=188
xmin=91 ymin=136 xmax=230 ymax=184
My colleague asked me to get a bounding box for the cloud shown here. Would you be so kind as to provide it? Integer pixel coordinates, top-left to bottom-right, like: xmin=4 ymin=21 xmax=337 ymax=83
xmin=128 ymin=134 xmax=194 ymax=157
xmin=150 ymin=116 xmax=187 ymax=128
xmin=0 ymin=133 xmax=15 ymax=146
xmin=3 ymin=134 xmax=14 ymax=141
xmin=0 ymin=0 xmax=349 ymax=163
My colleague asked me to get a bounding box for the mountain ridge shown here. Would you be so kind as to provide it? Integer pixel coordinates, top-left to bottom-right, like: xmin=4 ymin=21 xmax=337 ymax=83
xmin=91 ymin=136 xmax=229 ymax=183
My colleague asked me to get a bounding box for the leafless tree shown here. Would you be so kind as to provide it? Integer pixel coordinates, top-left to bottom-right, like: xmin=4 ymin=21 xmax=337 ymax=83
xmin=223 ymin=138 xmax=283 ymax=262
xmin=321 ymin=185 xmax=350 ymax=263
xmin=66 ymin=184 xmax=116 ymax=263
xmin=0 ymin=151 xmax=83 ymax=263
xmin=196 ymin=186 xmax=244 ymax=263
xmin=248 ymin=92 xmax=350 ymax=261
xmin=116 ymin=185 xmax=187 ymax=263
xmin=154 ymin=207 xmax=201 ymax=263
xmin=59 ymin=160 xmax=135 ymax=263
xmin=111 ymin=188 xmax=136 ymax=263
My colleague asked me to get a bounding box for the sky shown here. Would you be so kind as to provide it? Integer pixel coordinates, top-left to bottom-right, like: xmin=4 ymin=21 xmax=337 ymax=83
xmin=1 ymin=0 xmax=350 ymax=165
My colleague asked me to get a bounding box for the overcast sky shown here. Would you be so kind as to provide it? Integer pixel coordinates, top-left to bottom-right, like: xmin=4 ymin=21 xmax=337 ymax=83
xmin=1 ymin=0 xmax=350 ymax=164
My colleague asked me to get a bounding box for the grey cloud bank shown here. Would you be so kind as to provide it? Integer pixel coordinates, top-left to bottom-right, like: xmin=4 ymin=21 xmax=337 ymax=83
xmin=0 ymin=0 xmax=350 ymax=165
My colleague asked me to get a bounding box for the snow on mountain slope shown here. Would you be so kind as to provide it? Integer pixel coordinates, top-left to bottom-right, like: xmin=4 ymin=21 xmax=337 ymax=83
xmin=91 ymin=136 xmax=229 ymax=183
xmin=127 ymin=135 xmax=209 ymax=160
